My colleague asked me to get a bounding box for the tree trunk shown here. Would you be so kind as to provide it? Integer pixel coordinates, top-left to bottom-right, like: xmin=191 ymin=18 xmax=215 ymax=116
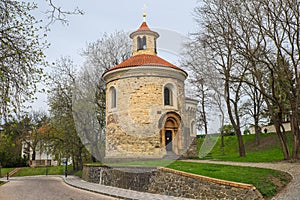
xmin=290 ymin=106 xmax=300 ymax=160
xmin=290 ymin=97 xmax=300 ymax=161
xmin=221 ymin=131 xmax=225 ymax=156
xmin=32 ymin=149 xmax=36 ymax=160
xmin=273 ymin=121 xmax=290 ymax=160
xmin=254 ymin=116 xmax=260 ymax=145
xmin=236 ymin=129 xmax=246 ymax=157
xmin=225 ymin=77 xmax=246 ymax=157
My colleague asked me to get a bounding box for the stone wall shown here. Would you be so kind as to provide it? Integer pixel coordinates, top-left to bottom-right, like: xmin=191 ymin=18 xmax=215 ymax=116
xmin=104 ymin=68 xmax=188 ymax=159
xmin=82 ymin=164 xmax=263 ymax=200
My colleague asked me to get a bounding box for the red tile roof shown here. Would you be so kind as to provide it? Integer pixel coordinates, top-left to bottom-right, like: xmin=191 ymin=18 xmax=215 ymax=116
xmin=138 ymin=22 xmax=150 ymax=31
xmin=104 ymin=54 xmax=186 ymax=74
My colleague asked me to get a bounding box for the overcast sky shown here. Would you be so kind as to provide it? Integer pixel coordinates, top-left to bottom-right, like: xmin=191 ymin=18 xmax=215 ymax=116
xmin=41 ymin=0 xmax=199 ymax=65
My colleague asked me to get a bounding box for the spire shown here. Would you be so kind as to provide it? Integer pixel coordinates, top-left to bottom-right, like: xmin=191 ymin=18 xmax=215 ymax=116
xmin=143 ymin=12 xmax=146 ymax=22
xmin=142 ymin=4 xmax=147 ymax=22
xmin=129 ymin=8 xmax=159 ymax=56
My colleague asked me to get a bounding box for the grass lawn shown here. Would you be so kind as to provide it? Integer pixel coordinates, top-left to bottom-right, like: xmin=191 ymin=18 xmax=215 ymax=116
xmin=197 ymin=132 xmax=293 ymax=162
xmin=13 ymin=165 xmax=71 ymax=177
xmin=168 ymin=161 xmax=291 ymax=198
xmin=0 ymin=168 xmax=15 ymax=178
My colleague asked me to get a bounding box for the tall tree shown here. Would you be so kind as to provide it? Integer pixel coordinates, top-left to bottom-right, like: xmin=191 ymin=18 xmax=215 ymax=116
xmin=0 ymin=1 xmax=47 ymax=121
xmin=240 ymin=75 xmax=266 ymax=145
xmin=74 ymin=31 xmax=131 ymax=162
xmin=48 ymin=57 xmax=86 ymax=170
xmin=194 ymin=0 xmax=247 ymax=157
xmin=193 ymin=0 xmax=300 ymax=160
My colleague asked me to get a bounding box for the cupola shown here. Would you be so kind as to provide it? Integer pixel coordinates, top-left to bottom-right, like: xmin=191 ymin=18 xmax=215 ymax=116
xmin=129 ymin=13 xmax=159 ymax=56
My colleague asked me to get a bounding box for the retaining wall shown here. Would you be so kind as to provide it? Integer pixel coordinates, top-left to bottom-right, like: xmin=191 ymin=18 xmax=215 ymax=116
xmin=82 ymin=164 xmax=263 ymax=200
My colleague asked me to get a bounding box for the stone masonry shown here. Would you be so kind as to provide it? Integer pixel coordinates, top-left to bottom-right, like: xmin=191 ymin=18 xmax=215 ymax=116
xmin=82 ymin=164 xmax=263 ymax=200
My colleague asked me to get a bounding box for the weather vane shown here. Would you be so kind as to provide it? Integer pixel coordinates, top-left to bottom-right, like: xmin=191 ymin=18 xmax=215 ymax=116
xmin=142 ymin=4 xmax=147 ymax=22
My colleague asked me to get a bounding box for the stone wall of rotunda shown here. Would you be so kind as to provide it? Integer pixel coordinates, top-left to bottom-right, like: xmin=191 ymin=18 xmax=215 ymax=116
xmin=105 ymin=69 xmax=186 ymax=159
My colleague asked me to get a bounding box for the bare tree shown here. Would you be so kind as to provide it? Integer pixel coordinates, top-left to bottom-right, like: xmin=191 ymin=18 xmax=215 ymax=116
xmin=240 ymin=74 xmax=266 ymax=145
xmin=194 ymin=0 xmax=300 ymax=160
xmin=81 ymin=31 xmax=132 ymax=71
xmin=74 ymin=31 xmax=131 ymax=162
xmin=194 ymin=0 xmax=247 ymax=157
xmin=181 ymin=37 xmax=216 ymax=135
xmin=44 ymin=0 xmax=84 ymax=26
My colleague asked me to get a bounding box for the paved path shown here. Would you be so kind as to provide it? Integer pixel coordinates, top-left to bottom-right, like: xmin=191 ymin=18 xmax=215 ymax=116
xmin=0 ymin=176 xmax=118 ymax=200
xmin=183 ymin=160 xmax=300 ymax=200
xmin=64 ymin=175 xmax=194 ymax=200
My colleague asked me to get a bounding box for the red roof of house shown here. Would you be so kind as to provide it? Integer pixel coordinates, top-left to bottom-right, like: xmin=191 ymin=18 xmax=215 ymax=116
xmin=104 ymin=54 xmax=186 ymax=74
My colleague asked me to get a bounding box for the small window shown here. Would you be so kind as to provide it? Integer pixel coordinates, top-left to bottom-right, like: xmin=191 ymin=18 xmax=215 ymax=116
xmin=142 ymin=36 xmax=147 ymax=50
xmin=137 ymin=36 xmax=142 ymax=50
xmin=110 ymin=87 xmax=116 ymax=108
xmin=164 ymin=87 xmax=172 ymax=106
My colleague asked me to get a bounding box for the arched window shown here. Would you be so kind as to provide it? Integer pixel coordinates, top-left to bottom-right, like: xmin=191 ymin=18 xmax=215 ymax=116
xmin=142 ymin=36 xmax=147 ymax=50
xmin=110 ymin=87 xmax=116 ymax=108
xmin=164 ymin=87 xmax=172 ymax=106
xmin=137 ymin=36 xmax=143 ymax=50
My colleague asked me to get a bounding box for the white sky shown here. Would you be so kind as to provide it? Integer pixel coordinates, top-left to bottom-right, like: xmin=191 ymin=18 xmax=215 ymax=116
xmin=42 ymin=0 xmax=199 ymax=65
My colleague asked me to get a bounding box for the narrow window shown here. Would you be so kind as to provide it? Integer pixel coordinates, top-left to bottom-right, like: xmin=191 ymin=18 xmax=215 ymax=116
xmin=154 ymin=39 xmax=157 ymax=53
xmin=164 ymin=87 xmax=172 ymax=106
xmin=142 ymin=36 xmax=147 ymax=50
xmin=137 ymin=36 xmax=142 ymax=50
xmin=111 ymin=87 xmax=116 ymax=108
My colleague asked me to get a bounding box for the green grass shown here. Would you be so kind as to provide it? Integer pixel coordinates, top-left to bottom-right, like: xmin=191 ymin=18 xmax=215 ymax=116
xmin=197 ymin=132 xmax=293 ymax=162
xmin=0 ymin=168 xmax=15 ymax=177
xmin=168 ymin=161 xmax=291 ymax=198
xmin=13 ymin=165 xmax=67 ymax=177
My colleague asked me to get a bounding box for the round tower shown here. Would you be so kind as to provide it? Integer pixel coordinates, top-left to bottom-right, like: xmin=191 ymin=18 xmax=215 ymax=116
xmin=102 ymin=15 xmax=195 ymax=161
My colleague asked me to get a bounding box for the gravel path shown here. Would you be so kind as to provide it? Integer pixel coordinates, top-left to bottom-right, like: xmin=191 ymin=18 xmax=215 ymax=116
xmin=183 ymin=160 xmax=300 ymax=200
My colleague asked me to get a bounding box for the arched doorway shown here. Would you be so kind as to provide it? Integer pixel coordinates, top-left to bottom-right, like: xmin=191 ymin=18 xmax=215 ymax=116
xmin=160 ymin=112 xmax=182 ymax=155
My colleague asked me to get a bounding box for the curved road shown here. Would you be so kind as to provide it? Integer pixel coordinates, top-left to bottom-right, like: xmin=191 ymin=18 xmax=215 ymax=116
xmin=0 ymin=176 xmax=118 ymax=200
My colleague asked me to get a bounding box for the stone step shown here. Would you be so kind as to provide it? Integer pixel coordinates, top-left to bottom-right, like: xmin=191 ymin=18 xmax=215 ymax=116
xmin=8 ymin=168 xmax=21 ymax=177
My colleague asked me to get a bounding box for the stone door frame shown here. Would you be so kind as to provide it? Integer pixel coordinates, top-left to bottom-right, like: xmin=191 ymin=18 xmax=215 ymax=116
xmin=160 ymin=112 xmax=182 ymax=155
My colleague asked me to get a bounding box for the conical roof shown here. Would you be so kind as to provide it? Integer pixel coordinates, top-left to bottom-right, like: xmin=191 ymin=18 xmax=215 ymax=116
xmin=102 ymin=16 xmax=187 ymax=77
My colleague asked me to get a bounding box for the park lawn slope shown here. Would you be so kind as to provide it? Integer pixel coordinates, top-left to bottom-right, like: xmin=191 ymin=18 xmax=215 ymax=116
xmin=197 ymin=132 xmax=293 ymax=162
xmin=13 ymin=165 xmax=66 ymax=177
xmin=168 ymin=161 xmax=292 ymax=198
